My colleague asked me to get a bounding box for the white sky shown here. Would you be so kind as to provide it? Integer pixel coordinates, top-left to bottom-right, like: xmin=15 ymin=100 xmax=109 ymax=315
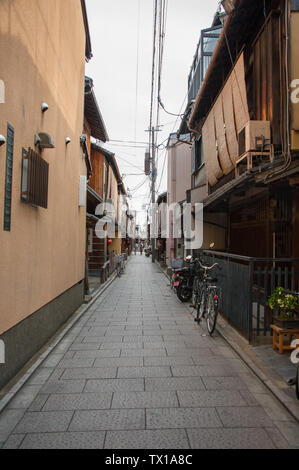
xmin=86 ymin=0 xmax=221 ymax=227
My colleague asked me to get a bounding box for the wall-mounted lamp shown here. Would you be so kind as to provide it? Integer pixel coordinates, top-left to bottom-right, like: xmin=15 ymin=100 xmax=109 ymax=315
xmin=41 ymin=102 xmax=49 ymax=113
xmin=34 ymin=132 xmax=55 ymax=149
xmin=80 ymin=134 xmax=87 ymax=146
xmin=0 ymin=135 xmax=6 ymax=147
xmin=65 ymin=137 xmax=71 ymax=145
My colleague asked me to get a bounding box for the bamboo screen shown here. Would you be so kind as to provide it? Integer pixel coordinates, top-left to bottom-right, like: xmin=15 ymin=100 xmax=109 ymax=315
xmin=202 ymin=52 xmax=250 ymax=186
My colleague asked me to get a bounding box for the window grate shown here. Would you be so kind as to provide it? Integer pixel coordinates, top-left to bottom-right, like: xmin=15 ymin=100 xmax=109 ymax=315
xmin=3 ymin=124 xmax=14 ymax=231
xmin=21 ymin=148 xmax=49 ymax=208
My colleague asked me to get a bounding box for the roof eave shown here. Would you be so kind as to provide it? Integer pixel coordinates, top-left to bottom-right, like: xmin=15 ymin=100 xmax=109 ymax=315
xmin=81 ymin=0 xmax=93 ymax=61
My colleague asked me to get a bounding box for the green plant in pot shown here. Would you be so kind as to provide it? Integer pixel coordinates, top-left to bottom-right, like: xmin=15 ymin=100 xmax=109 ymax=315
xmin=268 ymin=287 xmax=299 ymax=328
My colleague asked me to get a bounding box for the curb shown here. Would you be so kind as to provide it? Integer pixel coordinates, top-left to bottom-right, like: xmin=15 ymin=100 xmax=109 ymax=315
xmin=156 ymin=260 xmax=299 ymax=423
xmin=0 ymin=271 xmax=118 ymax=414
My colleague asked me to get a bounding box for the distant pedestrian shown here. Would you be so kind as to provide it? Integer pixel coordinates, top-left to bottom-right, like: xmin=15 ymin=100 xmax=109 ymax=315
xmin=134 ymin=243 xmax=138 ymax=255
xmin=140 ymin=243 xmax=144 ymax=255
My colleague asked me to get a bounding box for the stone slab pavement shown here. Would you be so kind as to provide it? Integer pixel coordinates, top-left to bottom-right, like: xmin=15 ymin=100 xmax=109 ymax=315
xmin=0 ymin=256 xmax=298 ymax=449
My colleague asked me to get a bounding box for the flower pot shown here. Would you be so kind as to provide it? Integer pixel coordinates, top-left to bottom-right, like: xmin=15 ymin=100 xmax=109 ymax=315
xmin=273 ymin=316 xmax=299 ymax=329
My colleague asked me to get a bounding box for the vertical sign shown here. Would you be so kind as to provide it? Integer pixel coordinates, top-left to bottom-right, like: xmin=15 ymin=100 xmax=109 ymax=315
xmin=79 ymin=175 xmax=87 ymax=207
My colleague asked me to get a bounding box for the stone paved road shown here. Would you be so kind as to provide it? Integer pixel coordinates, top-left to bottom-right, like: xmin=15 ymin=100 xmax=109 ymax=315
xmin=0 ymin=256 xmax=298 ymax=449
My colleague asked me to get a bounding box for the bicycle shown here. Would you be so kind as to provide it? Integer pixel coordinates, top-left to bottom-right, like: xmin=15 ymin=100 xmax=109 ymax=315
xmin=190 ymin=258 xmax=204 ymax=311
xmin=116 ymin=254 xmax=126 ymax=277
xmin=194 ymin=261 xmax=221 ymax=335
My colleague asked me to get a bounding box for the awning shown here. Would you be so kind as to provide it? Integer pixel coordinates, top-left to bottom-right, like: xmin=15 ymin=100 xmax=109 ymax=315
xmin=203 ymin=171 xmax=254 ymax=211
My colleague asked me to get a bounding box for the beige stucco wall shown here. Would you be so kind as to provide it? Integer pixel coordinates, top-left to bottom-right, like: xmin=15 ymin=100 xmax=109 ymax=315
xmin=0 ymin=0 xmax=86 ymax=334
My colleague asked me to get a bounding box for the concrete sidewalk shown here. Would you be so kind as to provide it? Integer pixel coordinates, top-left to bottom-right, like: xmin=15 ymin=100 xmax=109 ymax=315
xmin=0 ymin=256 xmax=298 ymax=449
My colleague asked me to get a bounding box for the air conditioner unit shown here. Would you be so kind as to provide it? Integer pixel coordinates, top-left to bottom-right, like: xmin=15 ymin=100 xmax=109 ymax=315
xmin=238 ymin=121 xmax=271 ymax=156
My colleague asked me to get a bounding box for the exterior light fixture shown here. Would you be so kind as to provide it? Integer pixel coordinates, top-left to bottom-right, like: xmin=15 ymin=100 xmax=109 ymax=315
xmin=221 ymin=0 xmax=235 ymax=14
xmin=41 ymin=102 xmax=49 ymax=113
xmin=34 ymin=132 xmax=55 ymax=149
xmin=65 ymin=137 xmax=71 ymax=145
xmin=0 ymin=135 xmax=6 ymax=147
xmin=80 ymin=134 xmax=87 ymax=145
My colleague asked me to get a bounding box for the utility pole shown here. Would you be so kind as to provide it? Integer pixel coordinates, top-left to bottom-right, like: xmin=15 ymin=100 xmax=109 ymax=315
xmin=151 ymin=126 xmax=156 ymax=264
xmin=145 ymin=126 xmax=161 ymax=264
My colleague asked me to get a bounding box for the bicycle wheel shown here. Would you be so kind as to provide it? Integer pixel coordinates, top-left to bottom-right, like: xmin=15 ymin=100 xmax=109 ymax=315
xmin=191 ymin=278 xmax=199 ymax=309
xmin=116 ymin=264 xmax=121 ymax=277
xmin=206 ymin=289 xmax=218 ymax=335
xmin=195 ymin=289 xmax=205 ymax=323
xmin=296 ymin=367 xmax=299 ymax=400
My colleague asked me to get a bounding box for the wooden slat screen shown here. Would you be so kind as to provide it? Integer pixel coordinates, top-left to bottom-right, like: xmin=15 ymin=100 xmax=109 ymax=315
xmin=21 ymin=148 xmax=49 ymax=208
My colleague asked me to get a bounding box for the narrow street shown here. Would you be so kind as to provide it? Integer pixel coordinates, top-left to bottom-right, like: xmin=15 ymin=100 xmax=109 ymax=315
xmin=0 ymin=256 xmax=297 ymax=449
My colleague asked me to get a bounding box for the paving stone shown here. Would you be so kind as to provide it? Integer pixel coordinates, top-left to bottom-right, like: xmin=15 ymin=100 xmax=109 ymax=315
xmin=166 ymin=347 xmax=212 ymax=356
xmin=105 ymin=429 xmax=190 ymax=449
xmin=40 ymin=380 xmax=86 ymax=394
xmin=177 ymin=390 xmax=247 ymax=407
xmin=100 ymin=342 xmax=143 ymax=350
xmin=19 ymin=431 xmax=106 ymax=449
xmin=146 ymin=407 xmax=222 ymax=429
xmin=120 ymin=349 xmax=166 ymax=357
xmin=117 ymin=366 xmax=172 ymax=378
xmin=251 ymin=393 xmax=296 ymax=422
xmin=144 ymin=356 xmax=194 ymax=366
xmin=187 ymin=428 xmax=275 ymax=449
xmin=82 ymin=336 xmax=123 ymax=343
xmin=216 ymin=406 xmax=274 ymax=427
xmin=14 ymin=411 xmax=73 ymax=433
xmin=69 ymin=343 xmax=100 ymax=351
xmin=43 ymin=392 xmax=112 ymax=411
xmin=202 ymin=376 xmax=249 ymax=391
xmin=111 ymin=391 xmax=179 ymax=409
xmin=42 ymin=354 xmax=65 ymax=368
xmin=93 ymin=357 xmax=143 ymax=367
xmin=28 ymin=394 xmax=49 ymax=411
xmin=62 ymin=351 xmax=76 ymax=359
xmin=171 ymin=365 xmax=237 ymax=377
xmin=2 ymin=434 xmax=25 ymax=449
xmin=27 ymin=368 xmax=54 ymax=385
xmin=73 ymin=349 xmax=121 ymax=358
xmin=0 ymin=409 xmax=26 ymax=442
xmin=47 ymin=368 xmax=65 ymax=382
xmin=145 ymin=377 xmax=205 ymax=391
xmin=61 ymin=367 xmax=117 ymax=380
xmin=7 ymin=385 xmax=42 ymax=410
xmin=271 ymin=421 xmax=299 ymax=447
xmin=123 ymin=335 xmax=164 ymax=343
xmin=69 ymin=409 xmax=145 ymax=431
xmin=57 ymin=358 xmax=95 ymax=368
xmin=84 ymin=379 xmax=144 ymax=393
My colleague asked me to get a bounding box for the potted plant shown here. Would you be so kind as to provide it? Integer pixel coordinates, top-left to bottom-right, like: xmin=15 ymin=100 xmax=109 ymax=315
xmin=268 ymin=287 xmax=299 ymax=328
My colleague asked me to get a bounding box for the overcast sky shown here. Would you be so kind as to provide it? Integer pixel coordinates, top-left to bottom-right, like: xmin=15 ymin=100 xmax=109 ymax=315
xmin=86 ymin=0 xmax=221 ymax=226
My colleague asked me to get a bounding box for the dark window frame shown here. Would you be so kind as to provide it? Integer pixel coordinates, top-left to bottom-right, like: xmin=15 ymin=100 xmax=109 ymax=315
xmin=3 ymin=123 xmax=14 ymax=231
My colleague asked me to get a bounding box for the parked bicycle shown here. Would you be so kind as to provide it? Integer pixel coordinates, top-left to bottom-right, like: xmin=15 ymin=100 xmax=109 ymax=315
xmin=190 ymin=258 xmax=204 ymax=311
xmin=194 ymin=260 xmax=221 ymax=335
xmin=116 ymin=254 xmax=126 ymax=277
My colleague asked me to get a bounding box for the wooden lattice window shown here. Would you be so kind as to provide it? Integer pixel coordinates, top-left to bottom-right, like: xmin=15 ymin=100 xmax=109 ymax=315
xmin=21 ymin=148 xmax=49 ymax=208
